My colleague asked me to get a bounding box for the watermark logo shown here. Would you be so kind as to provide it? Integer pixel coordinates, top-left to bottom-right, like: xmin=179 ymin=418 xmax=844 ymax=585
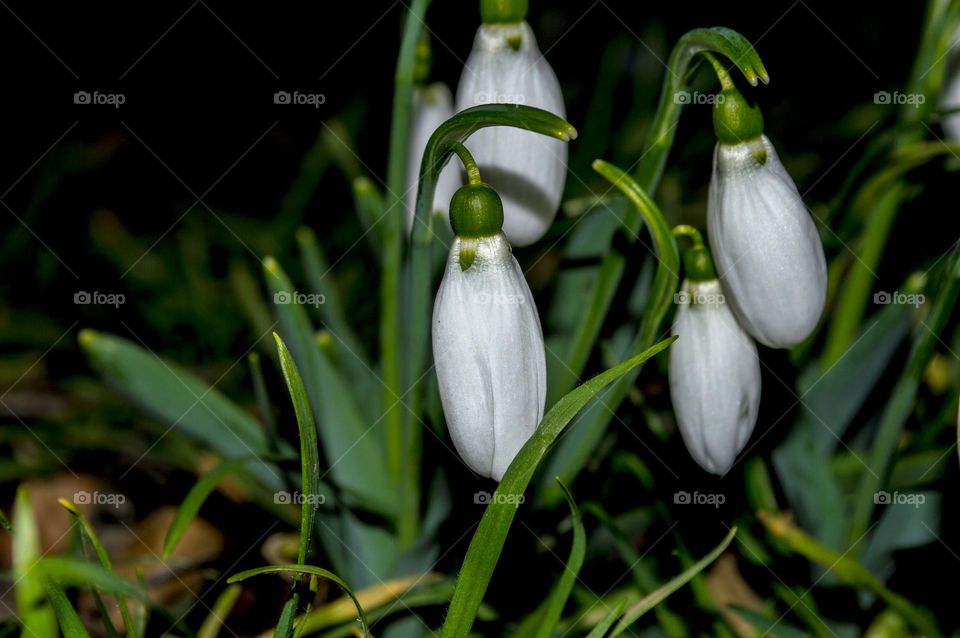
xmin=274 ymin=91 xmax=326 ymax=108
xmin=74 ymin=291 xmax=125 ymax=308
xmin=674 ymin=490 xmax=725 ymax=508
xmin=674 ymin=290 xmax=724 ymax=306
xmin=470 ymin=291 xmax=525 ymax=306
xmin=474 ymin=491 xmax=525 ymax=506
xmin=874 ymin=490 xmax=925 ymax=508
xmin=673 ymin=91 xmax=725 ymax=106
xmin=273 ymin=290 xmax=325 ymax=307
xmin=274 ymin=490 xmax=326 ymax=506
xmin=475 ymin=91 xmax=526 ymax=105
xmin=873 ymin=290 xmax=924 ymax=307
xmin=74 ymin=91 xmax=125 ymax=108
xmin=874 ymin=91 xmax=925 ymax=107
xmin=74 ymin=490 xmax=126 ymax=508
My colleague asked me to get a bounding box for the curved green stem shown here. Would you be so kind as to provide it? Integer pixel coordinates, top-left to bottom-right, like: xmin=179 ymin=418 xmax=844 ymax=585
xmin=672 ymin=224 xmax=706 ymax=248
xmin=449 ymin=141 xmax=483 ymax=185
xmin=701 ymin=52 xmax=734 ymax=91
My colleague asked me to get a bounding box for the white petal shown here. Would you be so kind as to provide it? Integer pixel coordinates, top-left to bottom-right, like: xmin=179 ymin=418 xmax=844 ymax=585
xmin=432 ymin=234 xmax=546 ymax=480
xmin=455 ymin=22 xmax=567 ymax=247
xmin=708 ymin=135 xmax=827 ymax=348
xmin=406 ymin=84 xmax=463 ymax=235
xmin=940 ymin=65 xmax=960 ymax=142
xmin=669 ymin=279 xmax=761 ymax=474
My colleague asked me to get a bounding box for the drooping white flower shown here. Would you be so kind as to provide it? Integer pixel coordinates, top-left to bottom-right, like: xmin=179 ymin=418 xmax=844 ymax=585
xmin=455 ymin=21 xmax=567 ymax=246
xmin=432 ymin=183 xmax=546 ymax=480
xmin=406 ymin=83 xmax=462 ymax=234
xmin=669 ymin=278 xmax=761 ymax=475
xmin=708 ymin=135 xmax=827 ymax=348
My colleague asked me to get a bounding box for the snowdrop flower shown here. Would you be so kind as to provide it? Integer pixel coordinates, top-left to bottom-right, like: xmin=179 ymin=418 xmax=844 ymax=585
xmin=455 ymin=0 xmax=567 ymax=246
xmin=406 ymin=83 xmax=462 ymax=234
xmin=669 ymin=232 xmax=761 ymax=474
xmin=432 ymin=172 xmax=546 ymax=480
xmin=707 ymin=88 xmax=827 ymax=348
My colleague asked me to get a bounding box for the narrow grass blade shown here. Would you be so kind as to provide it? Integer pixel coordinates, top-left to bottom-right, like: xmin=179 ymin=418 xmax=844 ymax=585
xmin=274 ymin=334 xmax=322 ymax=567
xmin=608 ymin=528 xmax=737 ymax=636
xmin=59 ymin=498 xmax=138 ymax=637
xmin=79 ymin=329 xmax=285 ymax=490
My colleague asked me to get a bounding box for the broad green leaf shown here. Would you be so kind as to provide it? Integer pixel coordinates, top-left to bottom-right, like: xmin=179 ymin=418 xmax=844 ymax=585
xmin=13 ymin=486 xmax=57 ymax=638
xmin=79 ymin=329 xmax=285 ymax=490
xmin=772 ymin=298 xmax=913 ymax=552
xmin=263 ymin=258 xmax=394 ymax=517
xmin=860 ymin=492 xmax=941 ymax=586
xmin=228 ymin=565 xmax=369 ymax=637
xmin=608 ymin=528 xmax=737 ymax=637
xmin=439 ymin=337 xmax=675 ymax=637
xmin=45 ymin=577 xmax=91 ymax=638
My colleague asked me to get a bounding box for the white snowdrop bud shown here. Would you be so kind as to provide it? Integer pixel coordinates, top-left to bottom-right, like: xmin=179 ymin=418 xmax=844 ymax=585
xmin=669 ymin=278 xmax=761 ymax=475
xmin=708 ymin=134 xmax=827 ymax=348
xmin=432 ymin=182 xmax=546 ymax=480
xmin=455 ymin=20 xmax=567 ymax=246
xmin=406 ymin=83 xmax=462 ymax=235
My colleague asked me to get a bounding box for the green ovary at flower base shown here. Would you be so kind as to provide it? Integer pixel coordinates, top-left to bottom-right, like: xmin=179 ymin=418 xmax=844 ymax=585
xmin=432 ymin=146 xmax=547 ymax=481
xmin=454 ymin=0 xmax=567 ymax=246
xmin=669 ymin=226 xmax=761 ymax=475
xmin=707 ymin=76 xmax=827 ymax=349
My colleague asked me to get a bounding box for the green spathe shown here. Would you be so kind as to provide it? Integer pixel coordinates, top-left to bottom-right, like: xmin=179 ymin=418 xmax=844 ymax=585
xmin=450 ymin=183 xmax=504 ymax=239
xmin=713 ymin=87 xmax=764 ymax=146
xmin=683 ymin=245 xmax=717 ymax=282
xmin=480 ymin=0 xmax=528 ymax=24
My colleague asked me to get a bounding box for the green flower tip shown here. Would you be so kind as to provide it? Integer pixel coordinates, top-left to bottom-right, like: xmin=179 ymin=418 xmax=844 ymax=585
xmin=450 ymin=183 xmax=504 ymax=239
xmin=713 ymin=87 xmax=764 ymax=146
xmin=684 ymin=245 xmax=717 ymax=282
xmin=480 ymin=0 xmax=528 ymax=24
xmin=77 ymin=328 xmax=99 ymax=350
xmin=263 ymin=256 xmax=281 ymax=273
xmin=414 ymin=35 xmax=432 ymax=84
